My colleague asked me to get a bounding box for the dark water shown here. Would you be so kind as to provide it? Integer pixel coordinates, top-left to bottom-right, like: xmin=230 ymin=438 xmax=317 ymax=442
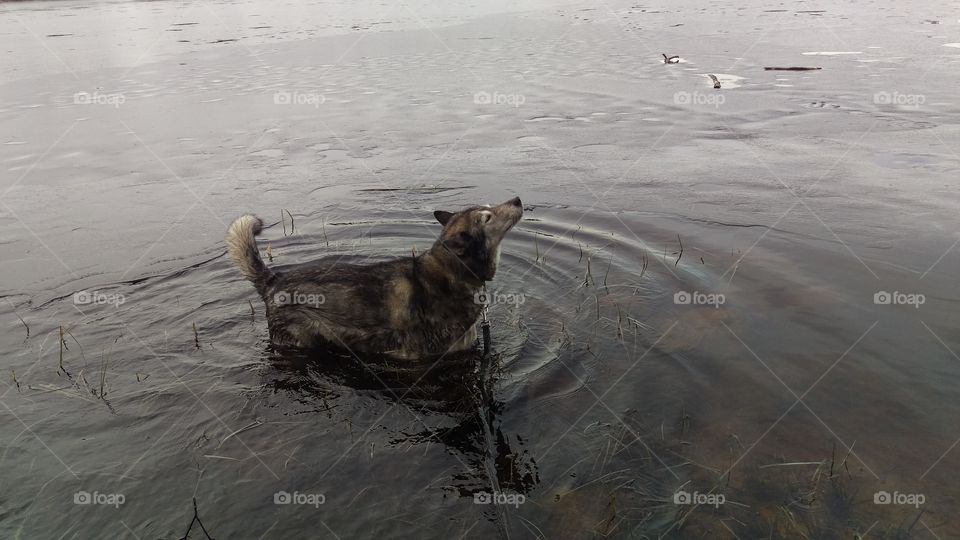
xmin=2 ymin=0 xmax=960 ymax=538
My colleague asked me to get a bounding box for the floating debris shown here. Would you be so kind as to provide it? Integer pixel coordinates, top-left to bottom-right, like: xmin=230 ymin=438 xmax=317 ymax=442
xmin=176 ymin=498 xmax=215 ymax=539
xmin=662 ymin=53 xmax=680 ymax=64
xmin=708 ymin=74 xmax=721 ymax=88
xmin=764 ymin=66 xmax=822 ymax=71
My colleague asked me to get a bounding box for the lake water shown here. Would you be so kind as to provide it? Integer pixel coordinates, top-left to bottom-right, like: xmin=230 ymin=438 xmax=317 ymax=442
xmin=1 ymin=0 xmax=959 ymax=537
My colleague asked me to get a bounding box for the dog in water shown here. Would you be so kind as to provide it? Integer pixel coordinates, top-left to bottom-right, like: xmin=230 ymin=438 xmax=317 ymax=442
xmin=226 ymin=197 xmax=523 ymax=358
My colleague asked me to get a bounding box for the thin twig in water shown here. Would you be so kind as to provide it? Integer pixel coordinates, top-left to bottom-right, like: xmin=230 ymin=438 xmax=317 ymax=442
xmin=840 ymin=440 xmax=856 ymax=479
xmin=906 ymin=509 xmax=926 ymax=533
xmin=217 ymin=420 xmax=263 ymax=449
xmin=615 ymin=304 xmax=623 ymax=340
xmin=64 ymin=328 xmax=87 ymax=363
xmin=519 ymin=516 xmax=548 ymax=540
xmin=675 ymin=234 xmax=683 ymax=267
xmin=16 ymin=313 xmax=29 ymax=341
xmin=249 ymin=300 xmax=255 ymax=324
xmin=829 ymin=442 xmax=836 ymax=477
xmin=202 ymin=455 xmax=241 ymax=461
xmin=285 ymin=209 xmax=295 ymax=235
xmin=193 ymin=322 xmax=201 ymax=350
xmin=58 ymin=325 xmax=68 ymax=375
xmin=534 ymin=231 xmax=540 ymax=264
xmin=758 ymin=461 xmax=824 ymax=469
xmin=603 ymin=258 xmax=612 ymax=293
xmin=98 ymin=354 xmax=108 ymax=399
xmin=178 ymin=498 xmax=215 ymax=540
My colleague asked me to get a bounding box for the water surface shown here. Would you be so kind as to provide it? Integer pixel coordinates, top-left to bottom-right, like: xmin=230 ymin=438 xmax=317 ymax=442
xmin=2 ymin=0 xmax=959 ymax=537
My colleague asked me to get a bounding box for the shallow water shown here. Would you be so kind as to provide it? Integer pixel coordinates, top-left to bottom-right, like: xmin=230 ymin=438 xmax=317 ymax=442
xmin=2 ymin=0 xmax=959 ymax=538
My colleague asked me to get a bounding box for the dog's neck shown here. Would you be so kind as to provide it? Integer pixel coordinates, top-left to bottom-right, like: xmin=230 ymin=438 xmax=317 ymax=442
xmin=414 ymin=247 xmax=486 ymax=296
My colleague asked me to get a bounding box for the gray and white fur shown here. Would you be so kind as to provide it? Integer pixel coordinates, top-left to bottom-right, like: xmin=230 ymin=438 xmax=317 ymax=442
xmin=226 ymin=197 xmax=523 ymax=359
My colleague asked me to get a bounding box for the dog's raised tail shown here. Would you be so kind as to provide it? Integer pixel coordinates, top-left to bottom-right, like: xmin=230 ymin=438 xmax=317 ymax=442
xmin=226 ymin=214 xmax=273 ymax=290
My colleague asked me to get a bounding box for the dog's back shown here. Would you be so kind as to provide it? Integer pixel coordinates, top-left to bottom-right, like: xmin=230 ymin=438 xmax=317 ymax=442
xmin=266 ymin=256 xmax=484 ymax=356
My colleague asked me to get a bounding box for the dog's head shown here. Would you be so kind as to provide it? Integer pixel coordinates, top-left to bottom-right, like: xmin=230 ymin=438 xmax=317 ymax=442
xmin=433 ymin=197 xmax=523 ymax=283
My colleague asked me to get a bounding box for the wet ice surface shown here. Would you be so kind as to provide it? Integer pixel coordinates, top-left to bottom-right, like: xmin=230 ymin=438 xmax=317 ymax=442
xmin=2 ymin=0 xmax=960 ymax=538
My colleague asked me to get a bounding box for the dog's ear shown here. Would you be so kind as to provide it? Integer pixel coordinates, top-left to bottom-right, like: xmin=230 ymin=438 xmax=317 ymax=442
xmin=434 ymin=210 xmax=454 ymax=226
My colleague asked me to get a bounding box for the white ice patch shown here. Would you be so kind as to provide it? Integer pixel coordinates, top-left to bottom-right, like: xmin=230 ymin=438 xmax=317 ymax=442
xmin=802 ymin=51 xmax=862 ymax=55
xmin=943 ymin=43 xmax=960 ymax=48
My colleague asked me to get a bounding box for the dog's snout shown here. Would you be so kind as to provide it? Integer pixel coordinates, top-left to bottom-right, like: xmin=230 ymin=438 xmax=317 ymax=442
xmin=508 ymin=197 xmax=522 ymax=208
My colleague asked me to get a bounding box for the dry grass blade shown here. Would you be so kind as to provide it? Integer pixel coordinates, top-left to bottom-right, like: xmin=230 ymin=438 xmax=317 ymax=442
xmin=16 ymin=313 xmax=29 ymax=341
xmin=675 ymin=234 xmax=683 ymax=267
xmin=217 ymin=420 xmax=263 ymax=449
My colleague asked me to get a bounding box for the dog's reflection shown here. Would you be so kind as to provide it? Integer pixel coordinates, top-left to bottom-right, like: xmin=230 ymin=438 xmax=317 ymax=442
xmin=264 ymin=344 xmax=539 ymax=496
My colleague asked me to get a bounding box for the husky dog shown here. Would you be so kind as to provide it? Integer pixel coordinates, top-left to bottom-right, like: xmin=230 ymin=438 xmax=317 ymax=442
xmin=226 ymin=197 xmax=523 ymax=358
